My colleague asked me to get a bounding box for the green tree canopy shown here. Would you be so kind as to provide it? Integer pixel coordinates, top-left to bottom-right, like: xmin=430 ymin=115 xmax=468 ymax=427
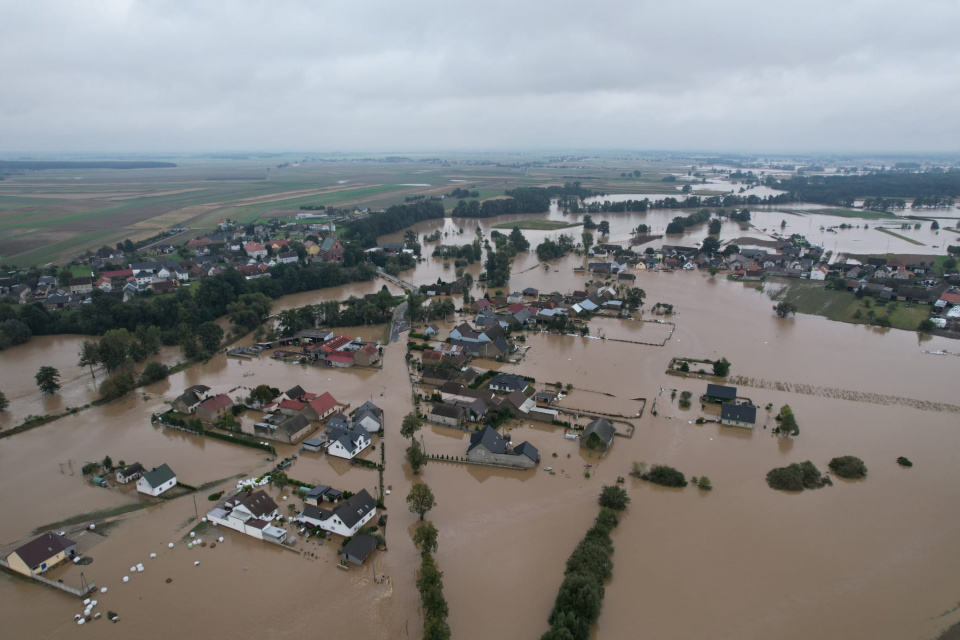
xmin=35 ymin=366 xmax=61 ymax=395
xmin=407 ymin=482 xmax=436 ymax=520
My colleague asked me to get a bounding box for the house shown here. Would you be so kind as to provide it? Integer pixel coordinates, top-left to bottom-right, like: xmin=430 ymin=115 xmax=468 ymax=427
xmin=68 ymin=277 xmax=93 ymax=294
xmin=244 ymin=242 xmax=267 ymax=259
xmin=172 ymin=385 xmax=212 ymax=414
xmin=721 ymin=403 xmax=757 ymax=428
xmin=424 ymin=324 xmax=441 ymax=336
xmin=581 ymin=417 xmax=616 ymax=451
xmin=327 ymin=425 xmax=371 ymax=459
xmin=466 ymin=426 xmax=538 ymax=469
xmin=116 ymin=462 xmax=144 ymax=484
xmin=6 ymin=532 xmax=77 ymax=576
xmin=196 ymin=394 xmax=234 ymax=423
xmin=507 ymin=292 xmax=524 ymax=304
xmin=278 ymin=398 xmax=307 ymax=416
xmin=704 ymin=384 xmax=737 ymax=404
xmin=354 ymin=343 xmax=381 ymax=367
xmin=533 ymin=391 xmax=558 ymax=405
xmin=298 ymin=489 xmax=377 ymax=537
xmin=449 ymin=337 xmax=509 ymax=359
xmin=254 ymin=414 xmax=315 ymax=445
xmin=277 ymin=251 xmax=299 ymax=265
xmin=340 ymin=534 xmax=378 ymax=566
xmin=304 ymin=392 xmax=340 ymax=421
xmin=523 ymin=287 xmax=539 ymax=297
xmin=809 ymin=265 xmax=829 ymax=280
xmin=137 ymin=463 xmax=177 ymax=496
xmin=473 ymin=298 xmax=492 ymax=312
xmin=351 ymin=402 xmax=384 ymax=433
xmin=430 ymin=403 xmax=466 ymax=427
xmin=488 ymin=373 xmax=530 ymax=393
xmin=207 ymin=490 xmax=286 ymax=543
xmin=618 ymin=272 xmax=636 ymax=282
xmin=318 ymin=236 xmax=345 ymax=262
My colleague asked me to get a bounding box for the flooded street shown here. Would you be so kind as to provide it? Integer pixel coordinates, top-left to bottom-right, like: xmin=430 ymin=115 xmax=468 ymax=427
xmin=2 ymin=212 xmax=960 ymax=639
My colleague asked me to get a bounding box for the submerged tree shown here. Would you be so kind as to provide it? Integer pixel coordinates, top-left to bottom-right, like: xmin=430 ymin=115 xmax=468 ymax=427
xmin=773 ymin=301 xmax=798 ymax=318
xmin=400 ymin=412 xmax=423 ymax=441
xmin=77 ymin=340 xmax=101 ymax=380
xmin=412 ymin=521 xmax=439 ymax=555
xmin=407 ymin=482 xmax=436 ymax=520
xmin=35 ymin=366 xmax=61 ymax=395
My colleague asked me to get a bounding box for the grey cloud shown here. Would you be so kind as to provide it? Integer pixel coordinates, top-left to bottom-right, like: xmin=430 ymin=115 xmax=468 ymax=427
xmin=1 ymin=0 xmax=958 ymax=153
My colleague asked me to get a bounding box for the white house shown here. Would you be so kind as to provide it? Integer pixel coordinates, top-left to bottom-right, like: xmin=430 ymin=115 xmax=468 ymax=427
xmin=327 ymin=425 xmax=371 ymax=460
xmin=809 ymin=265 xmax=828 ymax=281
xmin=116 ymin=462 xmax=144 ymax=484
xmin=137 ymin=463 xmax=177 ymax=496
xmin=297 ymin=489 xmax=376 ymax=537
xmin=206 ymin=490 xmax=287 ymax=543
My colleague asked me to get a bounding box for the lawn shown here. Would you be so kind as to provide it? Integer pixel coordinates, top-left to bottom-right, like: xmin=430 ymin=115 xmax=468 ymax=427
xmin=768 ymin=278 xmax=930 ymax=332
xmin=875 ymin=227 xmax=926 ymax=246
xmin=492 ymin=219 xmax=581 ymax=231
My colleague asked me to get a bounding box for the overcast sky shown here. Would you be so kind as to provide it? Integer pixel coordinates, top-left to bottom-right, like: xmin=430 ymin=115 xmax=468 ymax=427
xmin=2 ymin=0 xmax=958 ymax=154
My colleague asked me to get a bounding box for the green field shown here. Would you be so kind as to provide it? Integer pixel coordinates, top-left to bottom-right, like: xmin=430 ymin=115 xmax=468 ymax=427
xmin=492 ymin=219 xmax=581 ymax=230
xmin=768 ymin=278 xmax=930 ymax=331
xmin=799 ymin=208 xmax=899 ymax=220
xmin=875 ymin=227 xmax=926 ymax=246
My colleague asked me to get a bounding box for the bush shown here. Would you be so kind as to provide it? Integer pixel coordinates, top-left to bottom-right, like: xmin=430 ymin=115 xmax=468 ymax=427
xmin=99 ymin=370 xmax=136 ymax=401
xmin=697 ymin=476 xmax=712 ymax=490
xmin=643 ymin=465 xmax=687 ymax=487
xmin=896 ymin=456 xmax=913 ymax=467
xmin=138 ymin=361 xmax=170 ymax=385
xmin=828 ymin=456 xmax=867 ymax=479
xmin=678 ymin=391 xmax=692 ymax=409
xmin=598 ymin=485 xmax=630 ymax=511
xmin=766 ymin=460 xmax=826 ymax=491
xmin=207 ymin=491 xmax=223 ymax=501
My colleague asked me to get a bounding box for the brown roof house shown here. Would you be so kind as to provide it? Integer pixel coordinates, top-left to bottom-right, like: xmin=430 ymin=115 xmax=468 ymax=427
xmin=6 ymin=532 xmax=77 ymax=576
xmin=196 ymin=394 xmax=234 ymax=423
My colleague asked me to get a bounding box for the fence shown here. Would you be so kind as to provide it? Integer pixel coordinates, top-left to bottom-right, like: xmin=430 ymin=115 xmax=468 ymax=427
xmin=0 ymin=559 xmax=97 ymax=597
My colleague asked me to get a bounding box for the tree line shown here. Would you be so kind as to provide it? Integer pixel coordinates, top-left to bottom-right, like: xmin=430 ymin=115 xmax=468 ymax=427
xmin=774 ymin=170 xmax=960 ymax=208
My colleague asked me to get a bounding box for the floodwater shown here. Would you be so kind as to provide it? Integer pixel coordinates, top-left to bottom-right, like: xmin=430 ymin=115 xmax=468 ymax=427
xmin=3 ymin=214 xmax=960 ymax=639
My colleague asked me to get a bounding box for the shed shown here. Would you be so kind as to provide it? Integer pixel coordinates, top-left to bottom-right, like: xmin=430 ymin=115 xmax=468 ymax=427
xmin=340 ymin=534 xmax=378 ymax=565
xmin=581 ymin=417 xmax=616 ymax=451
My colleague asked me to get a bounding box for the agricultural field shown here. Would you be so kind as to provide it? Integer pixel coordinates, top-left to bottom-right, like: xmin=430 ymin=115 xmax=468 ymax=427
xmin=0 ymin=153 xmax=733 ymax=267
xmin=492 ymin=219 xmax=581 ymax=230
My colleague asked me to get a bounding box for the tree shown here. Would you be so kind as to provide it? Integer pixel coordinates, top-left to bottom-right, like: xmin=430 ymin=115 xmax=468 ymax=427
xmin=828 ymin=456 xmax=867 ymax=479
xmin=406 ymin=440 xmax=428 ymax=475
xmin=412 ymin=521 xmax=439 ymax=554
xmin=773 ymin=301 xmax=798 ymax=318
xmin=78 ymin=340 xmax=101 ymax=380
xmin=407 ymin=482 xmax=436 ymax=520
xmin=0 ymin=390 xmax=8 ymax=411
xmin=778 ymin=405 xmax=799 ymax=437
xmin=932 ymin=220 xmax=940 ymax=230
xmin=582 ymin=215 xmax=597 ymax=229
xmin=138 ymin=361 xmax=170 ymax=385
xmin=713 ymin=357 xmax=730 ymax=377
xmin=508 ymin=227 xmax=530 ymax=251
xmin=598 ymin=485 xmax=630 ymax=511
xmin=697 ymin=476 xmax=713 ymax=490
xmin=701 ymin=236 xmax=721 ymax=255
xmin=250 ymin=384 xmax=276 ymax=405
xmin=581 ymin=231 xmax=594 ymax=253
xmin=405 ymin=291 xmax=425 ymax=324
xmin=98 ymin=328 xmax=135 ymax=372
xmin=35 ymin=366 xmax=61 ymax=395
xmin=102 ymin=455 xmax=113 ymax=471
xmin=178 ymin=325 xmax=202 ymax=359
xmin=198 ymin=322 xmax=224 ymax=352
xmin=400 ymin=412 xmax=423 ymax=441
xmin=708 ymin=218 xmax=722 ymax=235
xmin=597 ymin=220 xmax=610 ymax=236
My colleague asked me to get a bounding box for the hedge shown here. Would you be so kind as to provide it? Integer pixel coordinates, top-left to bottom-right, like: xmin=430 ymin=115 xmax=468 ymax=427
xmin=204 ymin=430 xmax=276 ymax=454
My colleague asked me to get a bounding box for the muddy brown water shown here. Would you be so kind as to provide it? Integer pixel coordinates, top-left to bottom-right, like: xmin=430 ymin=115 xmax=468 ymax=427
xmin=2 ymin=220 xmax=960 ymax=639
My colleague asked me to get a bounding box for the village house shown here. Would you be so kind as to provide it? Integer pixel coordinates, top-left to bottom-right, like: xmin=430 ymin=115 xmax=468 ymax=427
xmin=244 ymin=242 xmax=267 ymax=259
xmin=277 ymin=251 xmax=299 ymax=265
xmin=5 ymin=532 xmax=77 ymax=576
xmin=303 ymin=484 xmax=334 ymax=506
xmin=581 ymin=417 xmax=616 ymax=451
xmin=704 ymin=383 xmax=737 ymax=404
xmin=351 ymin=401 xmax=384 ymax=433
xmin=115 ymin=462 xmax=144 ymax=484
xmin=488 ymin=373 xmax=530 ymax=393
xmin=354 ymin=343 xmax=381 ymax=367
xmin=466 ymin=426 xmax=538 ymax=469
xmin=68 ymin=277 xmax=93 ymax=295
xmin=172 ymin=385 xmax=211 ymax=414
xmin=254 ymin=414 xmax=316 ymax=445
xmin=196 ymin=393 xmax=234 ymax=423
xmin=297 ymin=488 xmax=377 ymax=537
xmin=207 ymin=489 xmax=287 ymax=543
xmin=304 ymin=392 xmax=340 ymax=421
xmin=429 ymin=403 xmax=466 ymax=427
xmin=721 ymin=403 xmax=757 ymax=428
xmin=318 ymin=235 xmax=345 ymax=262
xmin=137 ymin=463 xmax=177 ymax=497
xmin=326 ymin=425 xmax=372 ymax=459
